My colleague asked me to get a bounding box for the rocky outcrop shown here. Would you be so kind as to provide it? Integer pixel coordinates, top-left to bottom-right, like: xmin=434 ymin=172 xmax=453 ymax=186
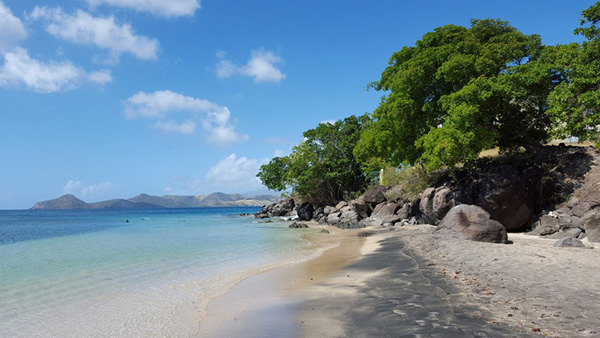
xmin=359 ymin=185 xmax=388 ymax=205
xmin=255 ymin=198 xmax=295 ymax=218
xmin=296 ymin=202 xmax=314 ymax=221
xmin=434 ymin=205 xmax=508 ymax=244
xmin=420 ymin=187 xmax=457 ymax=223
xmin=587 ymin=229 xmax=600 ymax=242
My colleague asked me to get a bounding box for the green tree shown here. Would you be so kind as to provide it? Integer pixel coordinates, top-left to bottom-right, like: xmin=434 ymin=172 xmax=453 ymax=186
xmin=548 ymin=2 xmax=600 ymax=143
xmin=355 ymin=19 xmax=560 ymax=169
xmin=257 ymin=115 xmax=370 ymax=206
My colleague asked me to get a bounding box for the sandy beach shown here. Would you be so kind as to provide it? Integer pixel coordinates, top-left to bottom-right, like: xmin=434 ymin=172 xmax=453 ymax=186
xmin=197 ymin=224 xmax=600 ymax=338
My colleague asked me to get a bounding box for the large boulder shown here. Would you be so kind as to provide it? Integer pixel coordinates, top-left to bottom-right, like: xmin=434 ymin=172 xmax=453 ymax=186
xmin=434 ymin=205 xmax=508 ymax=243
xmin=529 ymin=214 xmax=561 ymax=236
xmin=271 ymin=198 xmax=295 ymax=216
xmin=323 ymin=206 xmax=337 ymax=215
xmin=349 ymin=199 xmax=372 ymax=219
xmin=581 ymin=210 xmax=600 ymax=232
xmin=371 ymin=202 xmax=403 ymax=224
xmin=420 ymin=187 xmax=457 ymax=223
xmin=477 ymin=185 xmax=532 ymax=231
xmin=326 ymin=212 xmax=341 ymax=224
xmin=296 ymin=202 xmax=314 ymax=221
xmin=360 ymin=185 xmax=388 ymax=205
xmin=587 ymin=229 xmax=600 ymax=243
xmin=339 ymin=209 xmax=360 ymax=225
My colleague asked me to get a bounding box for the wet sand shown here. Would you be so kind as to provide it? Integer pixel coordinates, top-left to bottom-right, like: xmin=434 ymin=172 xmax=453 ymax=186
xmin=196 ymin=226 xmax=366 ymax=338
xmin=196 ymin=225 xmax=600 ymax=337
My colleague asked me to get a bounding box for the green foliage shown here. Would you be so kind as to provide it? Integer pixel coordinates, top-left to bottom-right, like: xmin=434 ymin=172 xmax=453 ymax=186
xmin=257 ymin=115 xmax=370 ymax=206
xmin=548 ymin=2 xmax=600 ymax=143
xmin=382 ymin=165 xmax=438 ymax=201
xmin=355 ymin=18 xmax=559 ymax=170
xmin=256 ymin=156 xmax=290 ymax=192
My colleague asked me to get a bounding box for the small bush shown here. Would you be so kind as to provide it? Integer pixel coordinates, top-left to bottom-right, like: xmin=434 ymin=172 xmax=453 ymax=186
xmin=382 ymin=165 xmax=439 ymax=201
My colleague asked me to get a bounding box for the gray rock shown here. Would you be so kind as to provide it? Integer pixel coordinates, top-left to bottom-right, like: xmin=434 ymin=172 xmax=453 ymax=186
xmin=553 ymin=238 xmax=585 ymax=247
xmin=326 ymin=212 xmax=341 ymax=224
xmin=339 ymin=222 xmax=367 ymax=230
xmin=339 ymin=209 xmax=360 ymax=225
xmin=289 ymin=221 xmax=308 ymax=228
xmin=432 ymin=187 xmax=456 ymax=220
xmin=581 ymin=211 xmax=600 ymax=232
xmin=360 ymin=185 xmax=388 ymax=205
xmin=529 ymin=214 xmax=561 ymax=236
xmin=296 ymin=202 xmax=314 ymax=221
xmin=323 ymin=206 xmax=337 ymax=215
xmin=587 ymin=229 xmax=600 ymax=243
xmin=420 ymin=187 xmax=457 ymax=223
xmin=349 ymin=199 xmax=372 ymax=219
xmin=478 ymin=186 xmax=533 ymax=231
xmin=357 ymin=231 xmax=375 ymax=237
xmin=434 ymin=205 xmax=508 ymax=243
xmin=548 ymin=228 xmax=583 ymax=239
xmin=396 ymin=203 xmax=410 ymax=220
xmin=271 ymin=198 xmax=295 ymax=217
xmin=372 ymin=202 xmax=400 ymax=219
xmin=320 ymin=229 xmax=330 ymax=234
xmin=572 ymin=201 xmax=599 ymax=218
xmin=335 ymin=201 xmax=348 ymax=210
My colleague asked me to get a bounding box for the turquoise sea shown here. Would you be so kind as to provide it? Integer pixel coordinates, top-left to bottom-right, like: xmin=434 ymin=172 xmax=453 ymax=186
xmin=0 ymin=208 xmax=312 ymax=337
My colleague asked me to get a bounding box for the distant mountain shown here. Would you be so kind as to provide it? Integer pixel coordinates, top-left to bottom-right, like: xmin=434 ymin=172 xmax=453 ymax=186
xmin=31 ymin=194 xmax=90 ymax=210
xmin=30 ymin=192 xmax=280 ymax=210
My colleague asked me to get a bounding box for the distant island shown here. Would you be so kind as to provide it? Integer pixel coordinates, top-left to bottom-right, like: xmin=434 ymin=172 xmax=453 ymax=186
xmin=30 ymin=193 xmax=280 ymax=210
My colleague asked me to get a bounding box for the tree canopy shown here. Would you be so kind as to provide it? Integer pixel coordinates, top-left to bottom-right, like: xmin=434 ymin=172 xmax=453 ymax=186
xmin=548 ymin=2 xmax=600 ymax=143
xmin=258 ymin=2 xmax=600 ymax=205
xmin=257 ymin=115 xmax=370 ymax=206
xmin=354 ymin=19 xmax=561 ymax=169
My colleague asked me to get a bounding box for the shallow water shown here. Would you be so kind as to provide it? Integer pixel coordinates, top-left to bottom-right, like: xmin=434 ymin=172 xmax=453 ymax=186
xmin=0 ymin=208 xmax=311 ymax=337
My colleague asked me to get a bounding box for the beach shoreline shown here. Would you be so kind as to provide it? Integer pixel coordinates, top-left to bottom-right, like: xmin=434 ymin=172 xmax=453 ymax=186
xmin=195 ymin=224 xmax=369 ymax=337
xmin=196 ymin=224 xmax=600 ymax=338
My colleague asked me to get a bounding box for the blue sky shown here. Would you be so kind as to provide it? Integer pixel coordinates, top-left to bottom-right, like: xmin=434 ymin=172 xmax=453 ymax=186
xmin=0 ymin=0 xmax=596 ymax=209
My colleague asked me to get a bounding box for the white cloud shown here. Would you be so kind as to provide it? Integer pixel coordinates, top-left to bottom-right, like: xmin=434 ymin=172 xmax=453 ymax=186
xmin=63 ymin=180 xmax=83 ymax=195
xmin=125 ymin=90 xmax=248 ymax=144
xmin=0 ymin=47 xmax=112 ymax=93
xmin=29 ymin=6 xmax=159 ymax=61
xmin=86 ymin=0 xmax=200 ymax=18
xmin=125 ymin=90 xmax=222 ymax=118
xmin=89 ymin=69 xmax=113 ymax=84
xmin=0 ymin=1 xmax=27 ymax=53
xmin=216 ymin=59 xmax=236 ymax=78
xmin=205 ymin=154 xmax=265 ymax=190
xmin=216 ymin=49 xmax=286 ymax=83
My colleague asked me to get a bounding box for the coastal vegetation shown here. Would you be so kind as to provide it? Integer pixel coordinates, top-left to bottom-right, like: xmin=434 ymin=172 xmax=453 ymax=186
xmin=259 ymin=2 xmax=600 ymax=207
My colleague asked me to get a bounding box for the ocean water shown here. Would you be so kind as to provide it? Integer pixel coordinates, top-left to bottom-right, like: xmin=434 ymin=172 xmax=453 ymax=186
xmin=0 ymin=208 xmax=313 ymax=337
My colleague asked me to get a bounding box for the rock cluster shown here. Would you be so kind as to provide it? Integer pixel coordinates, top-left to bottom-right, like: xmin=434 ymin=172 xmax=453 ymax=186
xmin=253 ymin=145 xmax=600 ymax=245
xmin=529 ymin=197 xmax=600 ymax=243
